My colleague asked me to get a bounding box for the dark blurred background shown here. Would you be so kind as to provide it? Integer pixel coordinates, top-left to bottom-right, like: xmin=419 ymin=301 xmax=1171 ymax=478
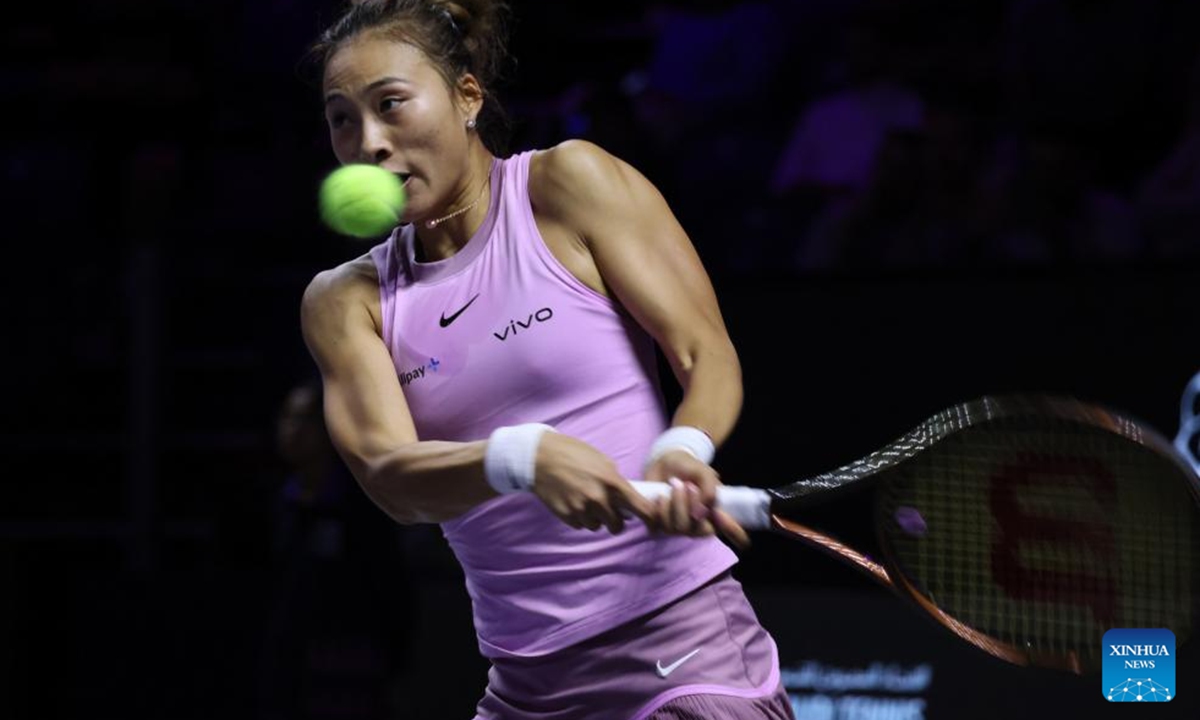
xmin=3 ymin=0 xmax=1199 ymax=718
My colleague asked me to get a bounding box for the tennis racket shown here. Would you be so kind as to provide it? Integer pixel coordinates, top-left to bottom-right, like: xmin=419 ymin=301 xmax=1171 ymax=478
xmin=631 ymin=395 xmax=1200 ymax=674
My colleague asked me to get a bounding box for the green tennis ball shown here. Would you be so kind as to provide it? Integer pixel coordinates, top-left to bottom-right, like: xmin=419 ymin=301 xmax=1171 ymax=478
xmin=319 ymin=164 xmax=407 ymax=238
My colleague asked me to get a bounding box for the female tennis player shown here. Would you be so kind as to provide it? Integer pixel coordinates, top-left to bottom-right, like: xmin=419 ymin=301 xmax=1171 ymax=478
xmin=301 ymin=1 xmax=793 ymax=717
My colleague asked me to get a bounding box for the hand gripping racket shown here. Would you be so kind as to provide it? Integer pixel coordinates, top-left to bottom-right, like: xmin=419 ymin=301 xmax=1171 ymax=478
xmin=632 ymin=395 xmax=1200 ymax=674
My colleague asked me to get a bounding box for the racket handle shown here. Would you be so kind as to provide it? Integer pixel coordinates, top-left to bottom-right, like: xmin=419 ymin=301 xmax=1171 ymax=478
xmin=628 ymin=480 xmax=772 ymax=530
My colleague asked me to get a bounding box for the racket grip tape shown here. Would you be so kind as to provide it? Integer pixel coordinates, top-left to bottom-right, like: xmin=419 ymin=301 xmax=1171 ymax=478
xmin=628 ymin=480 xmax=772 ymax=530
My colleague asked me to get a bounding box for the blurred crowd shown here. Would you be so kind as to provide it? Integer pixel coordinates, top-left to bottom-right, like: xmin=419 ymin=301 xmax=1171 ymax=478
xmin=509 ymin=0 xmax=1200 ymax=275
xmin=8 ymin=0 xmax=1197 ymax=280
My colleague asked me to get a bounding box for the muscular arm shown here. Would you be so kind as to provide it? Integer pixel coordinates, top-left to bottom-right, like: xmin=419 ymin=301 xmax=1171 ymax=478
xmin=300 ymin=263 xmax=496 ymax=524
xmin=530 ymin=141 xmax=744 ymax=446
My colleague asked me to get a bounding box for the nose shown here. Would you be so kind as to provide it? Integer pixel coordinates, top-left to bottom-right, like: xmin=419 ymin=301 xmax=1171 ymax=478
xmin=359 ymin=117 xmax=393 ymax=164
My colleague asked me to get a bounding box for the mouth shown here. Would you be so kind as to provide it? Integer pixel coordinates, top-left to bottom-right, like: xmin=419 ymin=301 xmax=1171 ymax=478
xmin=397 ymin=172 xmax=413 ymax=187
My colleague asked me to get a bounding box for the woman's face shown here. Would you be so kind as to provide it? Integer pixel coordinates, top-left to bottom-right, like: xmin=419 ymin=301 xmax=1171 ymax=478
xmin=323 ymin=35 xmax=479 ymax=222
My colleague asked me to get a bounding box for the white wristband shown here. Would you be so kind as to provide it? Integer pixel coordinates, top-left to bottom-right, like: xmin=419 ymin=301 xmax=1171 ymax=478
xmin=646 ymin=426 xmax=715 ymax=467
xmin=484 ymin=423 xmax=554 ymax=494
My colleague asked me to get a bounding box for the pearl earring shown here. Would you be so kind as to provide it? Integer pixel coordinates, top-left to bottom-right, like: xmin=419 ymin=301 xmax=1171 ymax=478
xmin=466 ymin=117 xmax=477 ymax=130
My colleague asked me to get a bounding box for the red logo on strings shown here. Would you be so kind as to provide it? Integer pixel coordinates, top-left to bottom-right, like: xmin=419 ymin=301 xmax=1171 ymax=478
xmin=989 ymin=456 xmax=1118 ymax=627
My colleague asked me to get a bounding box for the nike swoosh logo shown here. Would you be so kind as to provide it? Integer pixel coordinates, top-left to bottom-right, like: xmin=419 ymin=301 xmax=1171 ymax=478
xmin=656 ymin=648 xmax=700 ymax=678
xmin=439 ymin=294 xmax=480 ymax=328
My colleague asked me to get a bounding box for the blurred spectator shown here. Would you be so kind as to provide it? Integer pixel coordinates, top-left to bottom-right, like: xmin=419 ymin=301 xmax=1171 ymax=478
xmin=640 ymin=0 xmax=791 ymax=111
xmin=980 ymin=127 xmax=1142 ymax=265
xmin=1136 ymin=56 xmax=1200 ymax=260
xmin=771 ymin=6 xmax=924 ymax=207
xmin=917 ymin=100 xmax=996 ymax=264
xmin=768 ymin=4 xmax=925 ymax=275
xmin=258 ymin=381 xmax=408 ymax=720
xmin=797 ymin=128 xmax=926 ymax=271
xmin=797 ymin=99 xmax=995 ymax=271
xmin=623 ymin=0 xmax=796 ymax=272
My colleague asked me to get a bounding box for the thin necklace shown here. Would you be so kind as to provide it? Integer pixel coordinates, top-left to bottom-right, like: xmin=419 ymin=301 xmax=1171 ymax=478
xmin=424 ymin=175 xmax=490 ymax=229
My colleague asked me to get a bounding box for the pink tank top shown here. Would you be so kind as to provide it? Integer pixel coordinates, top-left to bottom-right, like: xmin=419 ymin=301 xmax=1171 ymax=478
xmin=368 ymin=151 xmax=736 ymax=658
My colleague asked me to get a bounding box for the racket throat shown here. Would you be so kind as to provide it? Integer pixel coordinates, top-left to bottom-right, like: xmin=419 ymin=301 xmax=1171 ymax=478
xmin=772 ymin=515 xmax=892 ymax=588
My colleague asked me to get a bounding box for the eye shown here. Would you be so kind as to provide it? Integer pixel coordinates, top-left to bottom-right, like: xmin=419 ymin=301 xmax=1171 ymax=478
xmin=380 ymin=97 xmax=405 ymax=113
xmin=325 ymin=108 xmax=357 ymax=130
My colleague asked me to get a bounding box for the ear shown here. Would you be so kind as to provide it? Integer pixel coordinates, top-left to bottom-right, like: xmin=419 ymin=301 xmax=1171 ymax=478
xmin=455 ymin=72 xmax=485 ymax=121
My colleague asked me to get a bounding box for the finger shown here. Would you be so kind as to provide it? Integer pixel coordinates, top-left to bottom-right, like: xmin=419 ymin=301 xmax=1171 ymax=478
xmin=656 ymin=453 xmax=719 ymax=506
xmin=549 ymin=499 xmax=583 ymax=529
xmin=685 ymin=484 xmax=715 ymax=536
xmin=613 ymin=479 xmax=659 ymax=523
xmin=669 ymin=478 xmax=691 ymax=533
xmin=693 ymin=467 xmax=721 ymax=508
xmin=605 ymin=513 xmax=626 ymax=534
xmin=649 ymin=496 xmax=668 ymax=534
xmin=590 ymin=497 xmax=625 ymax=535
xmin=598 ymin=486 xmax=629 ymax=533
xmin=687 ymin=483 xmax=708 ymax=523
xmin=711 ymin=508 xmax=751 ymax=549
xmin=568 ymin=497 xmax=599 ymax=531
xmin=602 ymin=500 xmax=626 ymax=534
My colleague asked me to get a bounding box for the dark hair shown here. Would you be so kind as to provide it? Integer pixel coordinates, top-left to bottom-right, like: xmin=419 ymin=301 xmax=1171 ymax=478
xmin=309 ymin=0 xmax=512 ymax=154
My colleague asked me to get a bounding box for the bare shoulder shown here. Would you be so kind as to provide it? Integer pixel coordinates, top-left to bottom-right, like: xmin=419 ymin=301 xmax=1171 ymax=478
xmin=530 ymin=139 xmax=620 ymax=183
xmin=301 ymin=254 xmax=383 ymax=337
xmin=528 ymin=140 xmax=639 ymax=224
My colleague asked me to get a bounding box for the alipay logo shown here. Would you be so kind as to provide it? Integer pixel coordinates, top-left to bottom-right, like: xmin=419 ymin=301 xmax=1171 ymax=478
xmin=1103 ymin=629 xmax=1175 ymax=702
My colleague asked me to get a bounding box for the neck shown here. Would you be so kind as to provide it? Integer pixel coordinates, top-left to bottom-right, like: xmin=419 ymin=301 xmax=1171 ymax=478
xmin=415 ymin=147 xmax=494 ymax=262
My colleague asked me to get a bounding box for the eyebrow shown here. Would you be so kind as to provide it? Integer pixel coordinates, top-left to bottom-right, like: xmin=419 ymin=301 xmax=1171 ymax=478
xmin=324 ymin=76 xmax=410 ymax=105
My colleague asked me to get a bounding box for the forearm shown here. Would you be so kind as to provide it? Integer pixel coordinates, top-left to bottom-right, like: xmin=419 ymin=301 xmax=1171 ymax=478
xmin=362 ymin=440 xmax=496 ymax=524
xmin=668 ymin=340 xmax=743 ymax=448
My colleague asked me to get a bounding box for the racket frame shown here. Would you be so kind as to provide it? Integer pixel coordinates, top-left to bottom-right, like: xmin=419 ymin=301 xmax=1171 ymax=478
xmin=764 ymin=395 xmax=1200 ymax=674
